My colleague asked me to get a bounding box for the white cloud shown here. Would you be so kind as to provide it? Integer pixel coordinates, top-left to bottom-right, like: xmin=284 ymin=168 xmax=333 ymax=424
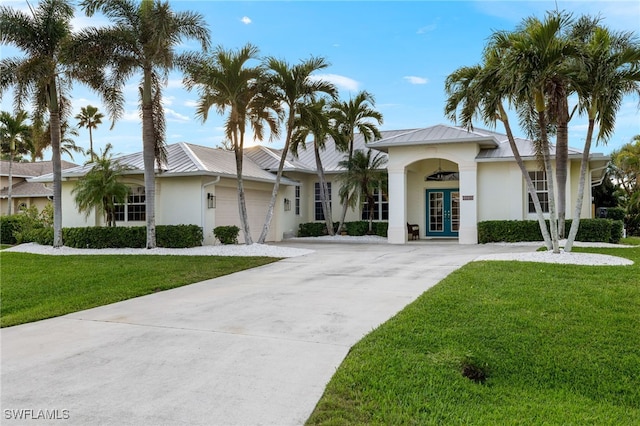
xmin=184 ymin=100 xmax=199 ymax=108
xmin=241 ymin=16 xmax=252 ymax=25
xmin=164 ymin=108 xmax=190 ymax=123
xmin=310 ymin=74 xmax=360 ymax=92
xmin=417 ymin=24 xmax=437 ymax=34
xmin=404 ymin=76 xmax=429 ymax=85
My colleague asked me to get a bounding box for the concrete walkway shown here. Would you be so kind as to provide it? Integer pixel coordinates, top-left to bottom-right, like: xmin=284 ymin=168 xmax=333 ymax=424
xmin=1 ymin=241 xmax=534 ymax=425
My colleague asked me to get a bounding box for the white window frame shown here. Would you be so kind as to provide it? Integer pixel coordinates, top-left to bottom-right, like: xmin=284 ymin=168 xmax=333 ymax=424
xmin=527 ymin=171 xmax=549 ymax=214
xmin=314 ymin=182 xmax=331 ymax=221
xmin=115 ymin=185 xmax=146 ymax=223
xmin=361 ymin=186 xmax=388 ymax=221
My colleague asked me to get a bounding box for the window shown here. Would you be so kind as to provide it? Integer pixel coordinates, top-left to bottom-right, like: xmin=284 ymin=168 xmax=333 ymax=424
xmin=295 ymin=185 xmax=300 ymax=216
xmin=115 ymin=186 xmax=146 ymax=222
xmin=314 ymin=182 xmax=331 ymax=221
xmin=361 ymin=187 xmax=389 ymax=221
xmin=528 ymin=171 xmax=549 ymax=213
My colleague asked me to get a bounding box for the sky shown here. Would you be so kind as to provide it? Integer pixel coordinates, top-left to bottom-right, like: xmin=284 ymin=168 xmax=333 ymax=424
xmin=1 ymin=0 xmax=639 ymax=164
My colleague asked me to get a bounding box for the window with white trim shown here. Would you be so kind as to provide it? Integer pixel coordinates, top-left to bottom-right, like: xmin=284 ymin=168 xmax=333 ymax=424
xmin=295 ymin=185 xmax=300 ymax=216
xmin=115 ymin=185 xmax=146 ymax=222
xmin=361 ymin=187 xmax=388 ymax=221
xmin=528 ymin=171 xmax=549 ymax=213
xmin=314 ymin=182 xmax=331 ymax=221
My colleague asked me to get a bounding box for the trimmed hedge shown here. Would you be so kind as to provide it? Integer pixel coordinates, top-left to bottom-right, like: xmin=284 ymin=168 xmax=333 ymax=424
xmin=298 ymin=221 xmax=388 ymax=237
xmin=606 ymin=207 xmax=626 ymax=221
xmin=0 ymin=215 xmax=21 ymax=244
xmin=478 ymin=219 xmax=621 ymax=244
xmin=213 ymin=225 xmax=240 ymax=245
xmin=63 ymin=225 xmax=202 ymax=248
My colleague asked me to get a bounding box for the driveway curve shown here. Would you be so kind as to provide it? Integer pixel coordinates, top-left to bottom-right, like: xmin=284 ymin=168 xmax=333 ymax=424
xmin=1 ymin=241 xmax=534 ymax=425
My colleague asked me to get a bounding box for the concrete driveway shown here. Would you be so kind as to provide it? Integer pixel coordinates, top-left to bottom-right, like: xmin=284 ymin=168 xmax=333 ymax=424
xmin=1 ymin=241 xmax=534 ymax=425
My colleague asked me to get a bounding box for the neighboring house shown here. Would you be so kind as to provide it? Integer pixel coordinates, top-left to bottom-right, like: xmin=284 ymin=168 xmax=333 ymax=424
xmin=0 ymin=160 xmax=78 ymax=215
xmin=31 ymin=124 xmax=609 ymax=245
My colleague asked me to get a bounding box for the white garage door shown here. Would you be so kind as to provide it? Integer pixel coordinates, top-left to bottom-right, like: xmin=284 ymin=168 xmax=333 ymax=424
xmin=216 ymin=186 xmax=276 ymax=243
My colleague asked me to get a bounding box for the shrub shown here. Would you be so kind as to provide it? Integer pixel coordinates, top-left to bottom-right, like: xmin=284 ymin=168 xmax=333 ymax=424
xmin=606 ymin=207 xmax=626 ymax=221
xmin=478 ymin=219 xmax=619 ymax=244
xmin=0 ymin=215 xmax=21 ymax=244
xmin=345 ymin=221 xmax=369 ymax=236
xmin=610 ymin=220 xmax=624 ymax=244
xmin=63 ymin=225 xmax=202 ymax=248
xmin=374 ymin=222 xmax=388 ymax=237
xmin=214 ymin=225 xmax=240 ymax=245
xmin=298 ymin=222 xmax=326 ymax=237
xmin=157 ymin=225 xmax=203 ymax=248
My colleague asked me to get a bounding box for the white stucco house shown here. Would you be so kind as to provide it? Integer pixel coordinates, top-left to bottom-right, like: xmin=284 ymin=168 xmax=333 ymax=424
xmin=30 ymin=124 xmax=609 ymax=245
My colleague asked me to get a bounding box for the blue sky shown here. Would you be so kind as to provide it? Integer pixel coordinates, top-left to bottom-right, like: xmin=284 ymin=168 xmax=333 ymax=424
xmin=1 ymin=0 xmax=639 ymax=163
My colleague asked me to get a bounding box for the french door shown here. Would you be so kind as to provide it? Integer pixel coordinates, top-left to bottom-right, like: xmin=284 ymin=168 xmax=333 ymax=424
xmin=426 ymin=189 xmax=460 ymax=237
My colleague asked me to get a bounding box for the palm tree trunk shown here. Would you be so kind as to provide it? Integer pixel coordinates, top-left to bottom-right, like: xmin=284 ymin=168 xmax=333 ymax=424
xmin=499 ymin=105 xmax=552 ymax=249
xmin=142 ymin=69 xmax=156 ymax=249
xmin=555 ymin=98 xmax=569 ymax=238
xmin=258 ymin=114 xmax=295 ymax=244
xmin=89 ymin=125 xmax=94 ymax=161
xmin=564 ymin=117 xmax=595 ymax=252
xmin=234 ymin=128 xmax=253 ymax=244
xmin=336 ymin=138 xmax=355 ymax=234
xmin=7 ymin=150 xmax=13 ymax=215
xmin=49 ymin=83 xmax=63 ymax=248
xmin=537 ymin=109 xmax=560 ymax=253
xmin=314 ymin=141 xmax=334 ymax=235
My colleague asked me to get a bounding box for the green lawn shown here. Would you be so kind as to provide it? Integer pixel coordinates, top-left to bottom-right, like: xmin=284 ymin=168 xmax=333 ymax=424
xmin=307 ymin=246 xmax=640 ymax=425
xmin=0 ymin=253 xmax=279 ymax=328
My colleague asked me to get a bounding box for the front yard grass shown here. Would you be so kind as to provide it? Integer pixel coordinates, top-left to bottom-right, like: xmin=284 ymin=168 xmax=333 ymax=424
xmin=0 ymin=253 xmax=279 ymax=328
xmin=307 ymin=246 xmax=640 ymax=425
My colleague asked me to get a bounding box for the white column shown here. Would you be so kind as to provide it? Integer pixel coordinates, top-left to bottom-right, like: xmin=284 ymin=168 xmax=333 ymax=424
xmin=458 ymin=163 xmax=478 ymax=244
xmin=388 ymin=166 xmax=407 ymax=244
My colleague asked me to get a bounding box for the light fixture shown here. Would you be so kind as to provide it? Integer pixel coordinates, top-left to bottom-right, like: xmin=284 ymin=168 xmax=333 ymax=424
xmin=207 ymin=193 xmax=216 ymax=209
xmin=284 ymin=198 xmax=291 ymax=211
xmin=425 ymin=159 xmax=459 ymax=181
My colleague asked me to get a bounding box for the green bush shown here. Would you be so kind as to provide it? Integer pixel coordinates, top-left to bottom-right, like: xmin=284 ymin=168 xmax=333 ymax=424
xmin=157 ymin=225 xmax=203 ymax=248
xmin=345 ymin=221 xmax=369 ymax=236
xmin=478 ymin=219 xmax=619 ymax=244
xmin=606 ymin=207 xmax=626 ymax=221
xmin=63 ymin=225 xmax=202 ymax=248
xmin=0 ymin=215 xmax=21 ymax=244
xmin=298 ymin=222 xmax=326 ymax=237
xmin=214 ymin=225 xmax=240 ymax=245
xmin=374 ymin=222 xmax=388 ymax=237
xmin=610 ymin=220 xmax=624 ymax=244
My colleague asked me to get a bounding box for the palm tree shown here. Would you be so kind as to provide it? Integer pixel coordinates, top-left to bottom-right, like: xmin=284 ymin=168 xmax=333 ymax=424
xmin=257 ymin=56 xmax=337 ymax=244
xmin=0 ymin=0 xmax=76 ymax=247
xmin=72 ymin=143 xmax=131 ymax=227
xmin=564 ymin=23 xmax=640 ymax=251
xmin=331 ymin=91 xmax=383 ymax=234
xmin=444 ymin=50 xmax=554 ymax=250
xmin=75 ymin=105 xmax=104 ymax=161
xmin=182 ymin=44 xmax=281 ymax=245
xmin=291 ymin=97 xmax=335 ymax=235
xmin=31 ymin=115 xmax=85 ymax=161
xmin=336 ymin=149 xmax=387 ymax=234
xmin=0 ymin=110 xmax=31 ymax=215
xmin=74 ymin=0 xmax=210 ymax=248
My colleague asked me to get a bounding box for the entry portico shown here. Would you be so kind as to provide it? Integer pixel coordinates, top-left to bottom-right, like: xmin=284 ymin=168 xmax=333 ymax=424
xmin=369 ymin=126 xmax=499 ymax=244
xmin=367 ymin=124 xmax=608 ymax=245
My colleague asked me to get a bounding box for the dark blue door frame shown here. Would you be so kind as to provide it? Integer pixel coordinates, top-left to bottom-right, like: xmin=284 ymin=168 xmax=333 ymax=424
xmin=426 ymin=189 xmax=460 ymax=237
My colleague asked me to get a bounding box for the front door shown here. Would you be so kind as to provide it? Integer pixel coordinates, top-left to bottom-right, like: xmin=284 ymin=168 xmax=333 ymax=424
xmin=426 ymin=189 xmax=459 ymax=237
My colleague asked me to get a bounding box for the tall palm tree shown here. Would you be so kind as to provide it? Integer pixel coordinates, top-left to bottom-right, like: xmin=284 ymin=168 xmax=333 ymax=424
xmin=182 ymin=44 xmax=281 ymax=245
xmin=75 ymin=105 xmax=104 ymax=161
xmin=74 ymin=0 xmax=210 ymax=248
xmin=257 ymin=56 xmax=337 ymax=244
xmin=0 ymin=110 xmax=31 ymax=215
xmin=0 ymin=0 xmax=76 ymax=247
xmin=72 ymin=143 xmax=131 ymax=227
xmin=564 ymin=23 xmax=640 ymax=251
xmin=331 ymin=91 xmax=383 ymax=233
xmin=488 ymin=13 xmax=580 ymax=252
xmin=336 ymin=149 xmax=387 ymax=234
xmin=291 ymin=97 xmax=335 ymax=235
xmin=444 ymin=51 xmax=554 ymax=250
xmin=31 ymin=115 xmax=84 ymax=161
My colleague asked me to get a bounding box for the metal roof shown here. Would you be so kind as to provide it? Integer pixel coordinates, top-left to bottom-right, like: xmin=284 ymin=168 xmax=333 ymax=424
xmin=367 ymin=124 xmax=500 ymax=151
xmin=31 ymin=142 xmax=298 ymax=185
xmin=0 ymin=160 xmax=78 ymax=178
